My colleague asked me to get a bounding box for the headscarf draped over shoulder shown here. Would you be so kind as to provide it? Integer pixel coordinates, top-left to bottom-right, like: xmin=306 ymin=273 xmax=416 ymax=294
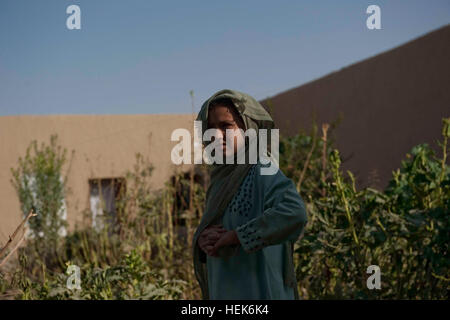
xmin=192 ymin=89 xmax=275 ymax=299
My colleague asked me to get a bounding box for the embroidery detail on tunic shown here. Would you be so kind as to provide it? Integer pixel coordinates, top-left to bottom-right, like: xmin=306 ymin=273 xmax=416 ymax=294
xmin=227 ymin=165 xmax=256 ymax=218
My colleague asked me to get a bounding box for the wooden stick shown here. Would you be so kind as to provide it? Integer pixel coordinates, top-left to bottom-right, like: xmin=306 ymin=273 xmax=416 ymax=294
xmin=0 ymin=209 xmax=37 ymax=259
xmin=0 ymin=229 xmax=26 ymax=268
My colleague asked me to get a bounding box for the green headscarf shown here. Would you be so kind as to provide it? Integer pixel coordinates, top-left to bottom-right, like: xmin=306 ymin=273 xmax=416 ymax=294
xmin=192 ymin=89 xmax=275 ymax=299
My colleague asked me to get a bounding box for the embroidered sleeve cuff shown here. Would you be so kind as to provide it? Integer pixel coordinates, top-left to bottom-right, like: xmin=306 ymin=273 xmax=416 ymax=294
xmin=236 ymin=221 xmax=267 ymax=253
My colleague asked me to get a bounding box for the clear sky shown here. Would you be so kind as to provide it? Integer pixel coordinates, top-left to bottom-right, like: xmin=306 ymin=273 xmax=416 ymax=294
xmin=0 ymin=0 xmax=449 ymax=116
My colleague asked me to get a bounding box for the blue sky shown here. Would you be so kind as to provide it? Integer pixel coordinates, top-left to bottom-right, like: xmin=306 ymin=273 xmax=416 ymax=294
xmin=0 ymin=0 xmax=449 ymax=116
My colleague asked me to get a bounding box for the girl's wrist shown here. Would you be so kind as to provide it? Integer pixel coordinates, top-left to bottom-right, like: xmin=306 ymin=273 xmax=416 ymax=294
xmin=231 ymin=230 xmax=240 ymax=245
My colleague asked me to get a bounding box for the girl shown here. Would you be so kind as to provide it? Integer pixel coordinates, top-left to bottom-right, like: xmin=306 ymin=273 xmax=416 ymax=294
xmin=192 ymin=89 xmax=307 ymax=300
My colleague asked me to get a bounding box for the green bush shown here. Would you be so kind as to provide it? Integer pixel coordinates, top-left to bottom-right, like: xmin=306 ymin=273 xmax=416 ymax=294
xmin=10 ymin=134 xmax=71 ymax=245
xmin=287 ymin=118 xmax=449 ymax=299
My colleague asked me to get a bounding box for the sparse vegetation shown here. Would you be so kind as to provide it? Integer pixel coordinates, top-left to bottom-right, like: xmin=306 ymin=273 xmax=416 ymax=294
xmin=1 ymin=118 xmax=448 ymax=299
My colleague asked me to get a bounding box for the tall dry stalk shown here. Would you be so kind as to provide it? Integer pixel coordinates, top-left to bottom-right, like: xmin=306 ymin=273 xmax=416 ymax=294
xmin=297 ymin=123 xmax=318 ymax=192
xmin=321 ymin=123 xmax=329 ymax=197
xmin=186 ymin=90 xmax=198 ymax=298
xmin=165 ymin=187 xmax=174 ymax=263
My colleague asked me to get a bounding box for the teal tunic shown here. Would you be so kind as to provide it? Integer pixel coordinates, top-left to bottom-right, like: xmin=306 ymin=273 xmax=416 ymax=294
xmin=206 ymin=162 xmax=307 ymax=300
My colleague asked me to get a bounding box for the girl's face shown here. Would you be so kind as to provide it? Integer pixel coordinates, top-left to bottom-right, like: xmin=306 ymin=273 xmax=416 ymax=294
xmin=207 ymin=104 xmax=246 ymax=158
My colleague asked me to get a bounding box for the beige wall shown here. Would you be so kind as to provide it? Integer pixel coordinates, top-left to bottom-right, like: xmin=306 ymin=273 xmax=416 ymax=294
xmin=0 ymin=114 xmax=195 ymax=245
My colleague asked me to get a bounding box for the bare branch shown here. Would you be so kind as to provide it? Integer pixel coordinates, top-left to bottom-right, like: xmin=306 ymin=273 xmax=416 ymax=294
xmin=0 ymin=209 xmax=37 ymax=259
xmin=0 ymin=229 xmax=26 ymax=268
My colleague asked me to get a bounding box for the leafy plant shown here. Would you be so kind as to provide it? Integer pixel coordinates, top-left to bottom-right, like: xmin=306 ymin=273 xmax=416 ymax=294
xmin=10 ymin=134 xmax=73 ymax=244
xmin=290 ymin=118 xmax=449 ymax=299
